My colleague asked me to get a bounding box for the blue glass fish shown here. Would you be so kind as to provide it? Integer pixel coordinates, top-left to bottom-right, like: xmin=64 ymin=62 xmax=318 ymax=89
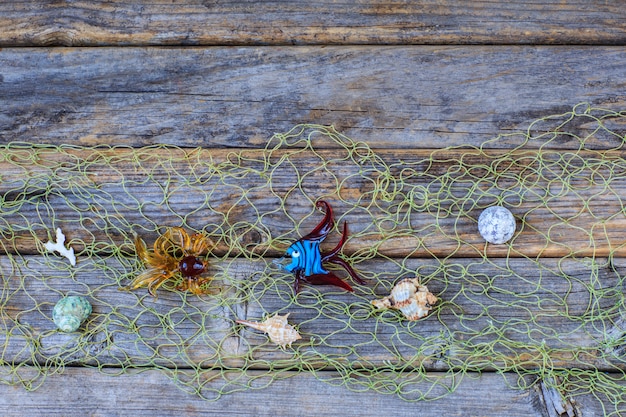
xmin=275 ymin=200 xmax=365 ymax=293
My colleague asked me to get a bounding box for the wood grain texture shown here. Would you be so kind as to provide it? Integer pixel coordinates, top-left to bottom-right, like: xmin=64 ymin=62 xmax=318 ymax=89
xmin=0 ymin=368 xmax=557 ymax=417
xmin=0 ymin=1 xmax=625 ymax=47
xmin=2 ymin=147 xmax=625 ymax=258
xmin=1 ymin=255 xmax=623 ymax=371
xmin=1 ymin=46 xmax=625 ymax=149
xmin=3 ymin=2 xmax=626 ymax=412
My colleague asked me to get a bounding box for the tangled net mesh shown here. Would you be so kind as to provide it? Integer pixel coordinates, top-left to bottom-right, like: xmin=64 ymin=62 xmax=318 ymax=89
xmin=1 ymin=103 xmax=626 ymax=412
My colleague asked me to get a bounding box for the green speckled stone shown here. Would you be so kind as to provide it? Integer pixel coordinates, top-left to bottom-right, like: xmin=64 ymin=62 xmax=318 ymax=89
xmin=52 ymin=296 xmax=92 ymax=332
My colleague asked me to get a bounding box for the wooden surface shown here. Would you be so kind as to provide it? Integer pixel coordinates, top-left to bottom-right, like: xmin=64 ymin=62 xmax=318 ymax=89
xmin=2 ymin=46 xmax=625 ymax=149
xmin=0 ymin=369 xmax=553 ymax=417
xmin=0 ymin=255 xmax=623 ymax=370
xmin=2 ymin=1 xmax=626 ymax=416
xmin=1 ymin=0 xmax=625 ymax=46
xmin=2 ymin=148 xmax=626 ymax=259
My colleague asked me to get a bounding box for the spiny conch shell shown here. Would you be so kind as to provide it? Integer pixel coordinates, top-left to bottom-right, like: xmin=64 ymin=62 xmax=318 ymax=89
xmin=371 ymin=277 xmax=438 ymax=321
xmin=53 ymin=296 xmax=92 ymax=332
xmin=236 ymin=313 xmax=302 ymax=348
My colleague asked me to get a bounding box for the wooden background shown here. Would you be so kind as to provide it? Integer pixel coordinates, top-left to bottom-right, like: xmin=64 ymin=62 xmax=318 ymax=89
xmin=1 ymin=1 xmax=626 ymax=415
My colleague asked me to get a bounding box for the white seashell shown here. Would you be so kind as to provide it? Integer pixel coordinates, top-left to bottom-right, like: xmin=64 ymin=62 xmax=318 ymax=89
xmin=53 ymin=296 xmax=92 ymax=332
xmin=236 ymin=313 xmax=302 ymax=348
xmin=478 ymin=206 xmax=516 ymax=244
xmin=372 ymin=278 xmax=438 ymax=321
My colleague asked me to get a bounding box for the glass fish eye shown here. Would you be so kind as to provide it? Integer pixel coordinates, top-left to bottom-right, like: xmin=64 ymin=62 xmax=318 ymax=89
xmin=291 ymin=250 xmax=300 ymax=258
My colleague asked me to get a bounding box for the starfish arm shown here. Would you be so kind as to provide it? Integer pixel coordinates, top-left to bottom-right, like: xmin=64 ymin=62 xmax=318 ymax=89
xmin=127 ymin=269 xmax=157 ymax=290
xmin=134 ymin=235 xmax=152 ymax=264
xmin=146 ymin=270 xmax=178 ymax=296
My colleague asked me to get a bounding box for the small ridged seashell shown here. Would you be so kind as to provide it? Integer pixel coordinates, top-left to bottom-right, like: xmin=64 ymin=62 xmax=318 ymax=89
xmin=372 ymin=277 xmax=438 ymax=321
xmin=53 ymin=296 xmax=92 ymax=332
xmin=236 ymin=313 xmax=302 ymax=348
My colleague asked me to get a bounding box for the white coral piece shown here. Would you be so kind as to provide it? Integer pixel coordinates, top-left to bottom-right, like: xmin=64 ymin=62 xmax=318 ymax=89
xmin=44 ymin=227 xmax=76 ymax=266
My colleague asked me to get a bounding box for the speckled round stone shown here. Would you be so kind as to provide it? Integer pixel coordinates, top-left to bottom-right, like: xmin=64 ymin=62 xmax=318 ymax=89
xmin=53 ymin=296 xmax=92 ymax=332
xmin=478 ymin=206 xmax=516 ymax=244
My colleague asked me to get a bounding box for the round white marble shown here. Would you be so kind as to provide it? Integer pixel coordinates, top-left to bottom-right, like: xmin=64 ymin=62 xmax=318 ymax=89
xmin=478 ymin=206 xmax=516 ymax=244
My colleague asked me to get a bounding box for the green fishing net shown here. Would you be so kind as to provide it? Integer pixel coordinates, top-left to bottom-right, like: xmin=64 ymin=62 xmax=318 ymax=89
xmin=1 ymin=103 xmax=626 ymax=413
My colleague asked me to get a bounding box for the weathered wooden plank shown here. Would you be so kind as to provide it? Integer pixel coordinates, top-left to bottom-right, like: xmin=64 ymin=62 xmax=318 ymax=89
xmin=3 ymin=367 xmax=626 ymax=416
xmin=0 ymin=1 xmax=625 ymax=47
xmin=0 ymin=368 xmax=555 ymax=417
xmin=2 ymin=147 xmax=626 ymax=258
xmin=1 ymin=46 xmax=625 ymax=148
xmin=1 ymin=254 xmax=624 ymax=373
